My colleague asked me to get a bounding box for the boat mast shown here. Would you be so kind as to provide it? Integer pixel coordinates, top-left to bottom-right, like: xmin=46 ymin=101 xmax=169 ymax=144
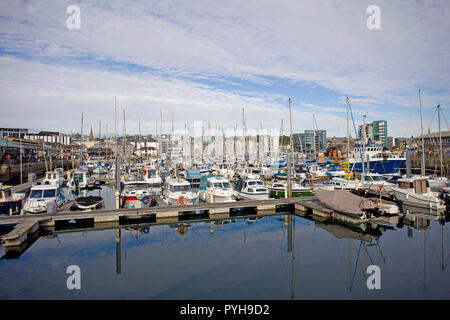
xmin=288 ymin=98 xmax=293 ymax=198
xmin=438 ymin=104 xmax=443 ymax=177
xmin=346 ymin=97 xmax=350 ymax=181
xmin=419 ymin=89 xmax=425 ymax=176
xmin=312 ymin=114 xmax=316 ymax=160
xmin=362 ymin=115 xmax=366 ymax=184
xmin=79 ymin=112 xmax=83 ymax=168
xmin=98 ymin=121 xmax=101 ymax=163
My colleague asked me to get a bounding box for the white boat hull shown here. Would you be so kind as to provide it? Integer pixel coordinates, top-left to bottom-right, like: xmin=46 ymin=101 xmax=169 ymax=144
xmin=392 ymin=188 xmax=445 ymax=210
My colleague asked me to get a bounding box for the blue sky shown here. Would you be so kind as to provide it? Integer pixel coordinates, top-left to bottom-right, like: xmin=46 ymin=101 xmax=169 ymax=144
xmin=0 ymin=0 xmax=449 ymax=137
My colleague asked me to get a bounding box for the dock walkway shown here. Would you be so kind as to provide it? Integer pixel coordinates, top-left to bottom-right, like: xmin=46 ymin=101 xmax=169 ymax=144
xmin=0 ymin=196 xmax=326 ymax=247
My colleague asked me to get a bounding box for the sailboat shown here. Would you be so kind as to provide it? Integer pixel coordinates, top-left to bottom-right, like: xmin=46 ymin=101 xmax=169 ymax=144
xmin=391 ymin=91 xmax=445 ymax=212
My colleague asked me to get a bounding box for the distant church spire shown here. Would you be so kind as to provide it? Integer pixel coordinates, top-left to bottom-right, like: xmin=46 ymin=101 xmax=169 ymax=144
xmin=89 ymin=126 xmax=94 ymax=141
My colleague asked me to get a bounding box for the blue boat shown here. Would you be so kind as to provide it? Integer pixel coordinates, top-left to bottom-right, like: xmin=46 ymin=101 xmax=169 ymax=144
xmin=0 ymin=185 xmax=25 ymax=215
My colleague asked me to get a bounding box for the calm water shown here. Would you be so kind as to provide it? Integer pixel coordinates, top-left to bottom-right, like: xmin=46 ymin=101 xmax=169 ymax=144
xmin=0 ymin=207 xmax=449 ymax=299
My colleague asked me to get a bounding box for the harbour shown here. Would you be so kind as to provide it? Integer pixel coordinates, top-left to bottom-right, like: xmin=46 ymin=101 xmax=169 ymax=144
xmin=1 ymin=1 xmax=449 ymax=303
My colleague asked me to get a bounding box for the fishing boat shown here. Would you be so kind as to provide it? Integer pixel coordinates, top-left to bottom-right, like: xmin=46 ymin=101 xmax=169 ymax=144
xmin=348 ymin=143 xmax=406 ymax=175
xmin=143 ymin=166 xmax=162 ymax=186
xmin=70 ymin=196 xmax=103 ymax=211
xmin=234 ymin=177 xmax=269 ymax=200
xmin=120 ymin=180 xmax=153 ymax=208
xmin=23 ymin=184 xmax=65 ymax=214
xmin=391 ymin=177 xmax=445 ymax=210
xmin=0 ymin=184 xmax=25 ymax=215
xmin=270 ymin=181 xmax=312 ymax=198
xmin=162 ymin=178 xmax=199 ymax=205
xmin=198 ymin=175 xmax=237 ymax=203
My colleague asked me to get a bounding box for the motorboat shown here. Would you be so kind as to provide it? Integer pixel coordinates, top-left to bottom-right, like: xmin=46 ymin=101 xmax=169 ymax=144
xmin=143 ymin=166 xmax=162 ymax=186
xmin=329 ymin=177 xmax=363 ymax=190
xmin=270 ymin=181 xmax=312 ymax=198
xmin=308 ymin=164 xmax=328 ymax=177
xmin=301 ymin=177 xmax=335 ymax=190
xmin=162 ymin=178 xmax=199 ymax=205
xmin=23 ymin=184 xmax=65 ymax=214
xmin=0 ymin=184 xmax=25 ymax=215
xmin=234 ymin=177 xmax=269 ymax=200
xmin=120 ymin=180 xmax=153 ymax=208
xmin=391 ymin=177 xmax=445 ymax=210
xmin=198 ymin=175 xmax=237 ymax=203
xmin=362 ymin=173 xmax=396 ymax=195
xmin=42 ymin=170 xmax=65 ymax=187
xmin=70 ymin=196 xmax=104 ymax=211
xmin=67 ymin=170 xmax=96 ymax=189
xmin=92 ymin=165 xmax=107 ymax=174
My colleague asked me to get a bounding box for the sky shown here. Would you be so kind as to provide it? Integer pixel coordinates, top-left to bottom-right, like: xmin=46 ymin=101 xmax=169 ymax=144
xmin=0 ymin=0 xmax=449 ymax=138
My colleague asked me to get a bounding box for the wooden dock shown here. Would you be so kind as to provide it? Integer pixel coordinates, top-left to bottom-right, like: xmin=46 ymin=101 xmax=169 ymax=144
xmin=0 ymin=196 xmax=328 ymax=248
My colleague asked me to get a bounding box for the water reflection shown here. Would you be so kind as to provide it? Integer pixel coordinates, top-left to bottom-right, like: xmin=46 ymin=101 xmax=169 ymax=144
xmin=0 ymin=207 xmax=448 ymax=299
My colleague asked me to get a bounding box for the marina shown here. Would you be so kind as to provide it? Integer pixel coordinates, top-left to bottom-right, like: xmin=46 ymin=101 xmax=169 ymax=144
xmin=1 ymin=1 xmax=449 ymax=302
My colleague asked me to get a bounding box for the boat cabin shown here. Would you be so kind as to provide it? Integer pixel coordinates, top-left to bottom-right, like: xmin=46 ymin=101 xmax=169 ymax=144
xmin=397 ymin=178 xmax=429 ymax=195
xmin=0 ymin=185 xmax=12 ymax=201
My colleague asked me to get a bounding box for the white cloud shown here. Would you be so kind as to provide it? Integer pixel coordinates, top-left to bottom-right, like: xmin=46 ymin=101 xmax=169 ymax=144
xmin=0 ymin=0 xmax=449 ymax=137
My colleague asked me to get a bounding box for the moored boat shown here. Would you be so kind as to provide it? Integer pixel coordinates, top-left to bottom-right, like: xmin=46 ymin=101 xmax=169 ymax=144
xmin=0 ymin=184 xmax=25 ymax=215
xmin=70 ymin=196 xmax=103 ymax=211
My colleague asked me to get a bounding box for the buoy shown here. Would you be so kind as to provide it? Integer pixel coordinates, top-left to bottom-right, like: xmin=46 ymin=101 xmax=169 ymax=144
xmin=142 ymin=195 xmax=150 ymax=205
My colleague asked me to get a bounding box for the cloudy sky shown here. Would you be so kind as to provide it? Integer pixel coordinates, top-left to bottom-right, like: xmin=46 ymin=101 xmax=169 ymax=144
xmin=0 ymin=0 xmax=449 ymax=137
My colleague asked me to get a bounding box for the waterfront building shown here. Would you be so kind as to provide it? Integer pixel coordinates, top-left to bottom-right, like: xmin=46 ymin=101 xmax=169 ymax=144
xmin=358 ymin=120 xmax=388 ymax=149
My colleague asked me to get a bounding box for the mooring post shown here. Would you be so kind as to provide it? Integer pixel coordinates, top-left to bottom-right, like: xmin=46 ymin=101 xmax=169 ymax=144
xmin=406 ymin=149 xmax=411 ymax=177
xmin=115 ymin=190 xmax=120 ymax=209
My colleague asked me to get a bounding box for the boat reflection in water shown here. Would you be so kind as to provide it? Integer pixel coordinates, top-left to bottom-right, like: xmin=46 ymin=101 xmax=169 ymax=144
xmin=0 ymin=203 xmax=448 ymax=299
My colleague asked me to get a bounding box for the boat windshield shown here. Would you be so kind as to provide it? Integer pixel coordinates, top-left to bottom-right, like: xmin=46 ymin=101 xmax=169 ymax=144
xmin=213 ymin=182 xmax=232 ymax=189
xmin=248 ymin=180 xmax=263 ymax=186
xmin=147 ymin=170 xmax=157 ymax=178
xmin=30 ymin=190 xmax=43 ymax=198
xmin=43 ymin=189 xmax=56 ymax=198
xmin=171 ymin=185 xmax=191 ymax=192
xmin=73 ymin=174 xmax=84 ymax=182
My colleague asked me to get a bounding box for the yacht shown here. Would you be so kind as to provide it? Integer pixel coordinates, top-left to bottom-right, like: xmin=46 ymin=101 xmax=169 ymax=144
xmin=198 ymin=175 xmax=237 ymax=203
xmin=391 ymin=177 xmax=445 ymax=210
xmin=270 ymin=181 xmax=312 ymax=198
xmin=0 ymin=184 xmax=25 ymax=215
xmin=23 ymin=184 xmax=65 ymax=214
xmin=162 ymin=178 xmax=199 ymax=205
xmin=234 ymin=177 xmax=269 ymax=200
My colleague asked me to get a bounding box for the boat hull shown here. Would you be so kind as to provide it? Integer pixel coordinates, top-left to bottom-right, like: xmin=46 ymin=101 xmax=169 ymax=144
xmin=350 ymin=158 xmax=406 ymax=175
xmin=0 ymin=199 xmax=24 ymax=215
xmin=392 ymin=188 xmax=445 ymax=210
xmin=270 ymin=189 xmax=312 ymax=198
